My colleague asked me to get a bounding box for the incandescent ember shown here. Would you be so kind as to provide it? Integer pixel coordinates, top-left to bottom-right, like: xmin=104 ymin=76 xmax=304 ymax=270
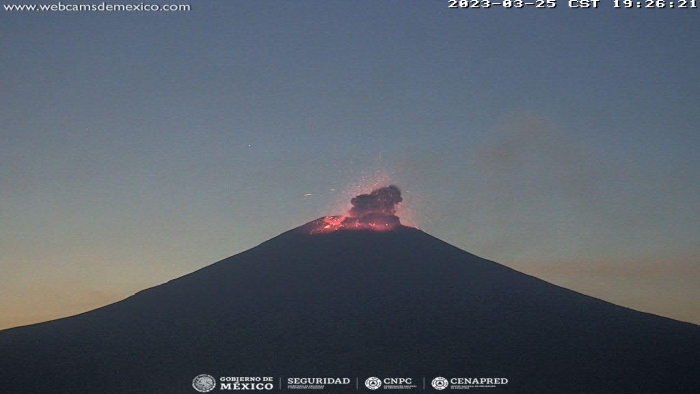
xmin=312 ymin=185 xmax=404 ymax=233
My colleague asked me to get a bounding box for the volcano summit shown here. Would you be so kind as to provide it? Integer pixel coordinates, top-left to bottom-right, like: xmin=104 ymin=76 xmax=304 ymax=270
xmin=1 ymin=187 xmax=699 ymax=393
xmin=313 ymin=185 xmax=404 ymax=232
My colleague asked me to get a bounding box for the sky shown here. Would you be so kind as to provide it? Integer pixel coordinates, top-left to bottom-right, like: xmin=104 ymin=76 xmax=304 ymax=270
xmin=1 ymin=1 xmax=698 ymax=330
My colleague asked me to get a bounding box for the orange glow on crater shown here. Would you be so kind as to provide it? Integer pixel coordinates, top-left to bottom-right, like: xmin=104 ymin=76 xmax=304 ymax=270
xmin=312 ymin=214 xmax=400 ymax=234
xmin=310 ymin=185 xmax=406 ymax=234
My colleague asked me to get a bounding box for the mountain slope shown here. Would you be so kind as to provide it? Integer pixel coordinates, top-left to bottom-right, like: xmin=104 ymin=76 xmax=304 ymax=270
xmin=1 ymin=221 xmax=699 ymax=393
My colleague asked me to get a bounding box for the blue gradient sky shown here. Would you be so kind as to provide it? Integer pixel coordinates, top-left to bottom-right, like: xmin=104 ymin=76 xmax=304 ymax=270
xmin=1 ymin=1 xmax=699 ymax=329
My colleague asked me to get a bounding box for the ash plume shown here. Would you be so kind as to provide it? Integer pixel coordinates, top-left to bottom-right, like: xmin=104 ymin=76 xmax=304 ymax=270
xmin=311 ymin=185 xmax=405 ymax=233
xmin=348 ymin=185 xmax=403 ymax=218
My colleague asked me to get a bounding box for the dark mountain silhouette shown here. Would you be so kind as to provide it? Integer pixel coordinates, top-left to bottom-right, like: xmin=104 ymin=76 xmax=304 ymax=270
xmin=1 ymin=220 xmax=699 ymax=393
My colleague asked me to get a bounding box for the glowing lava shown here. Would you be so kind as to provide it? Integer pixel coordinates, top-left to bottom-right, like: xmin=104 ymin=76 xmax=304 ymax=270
xmin=311 ymin=185 xmax=404 ymax=233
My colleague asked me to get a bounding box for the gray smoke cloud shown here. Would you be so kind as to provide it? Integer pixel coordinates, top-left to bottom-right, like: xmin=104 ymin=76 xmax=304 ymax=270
xmin=348 ymin=185 xmax=403 ymax=218
xmin=328 ymin=185 xmax=405 ymax=229
xmin=310 ymin=185 xmax=405 ymax=233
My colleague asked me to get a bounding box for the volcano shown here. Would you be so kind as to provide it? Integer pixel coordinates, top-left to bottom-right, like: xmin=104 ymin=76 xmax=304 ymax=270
xmin=1 ymin=219 xmax=699 ymax=393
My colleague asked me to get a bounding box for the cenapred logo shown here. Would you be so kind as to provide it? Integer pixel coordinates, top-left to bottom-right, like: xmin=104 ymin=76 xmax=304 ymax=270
xmin=431 ymin=377 xmax=449 ymax=390
xmin=365 ymin=377 xmax=382 ymax=390
xmin=434 ymin=377 xmax=508 ymax=390
xmin=192 ymin=374 xmax=216 ymax=393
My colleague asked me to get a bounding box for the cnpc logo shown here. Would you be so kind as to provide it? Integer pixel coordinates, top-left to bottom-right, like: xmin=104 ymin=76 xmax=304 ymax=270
xmin=365 ymin=377 xmax=414 ymax=389
xmin=365 ymin=377 xmax=382 ymax=390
